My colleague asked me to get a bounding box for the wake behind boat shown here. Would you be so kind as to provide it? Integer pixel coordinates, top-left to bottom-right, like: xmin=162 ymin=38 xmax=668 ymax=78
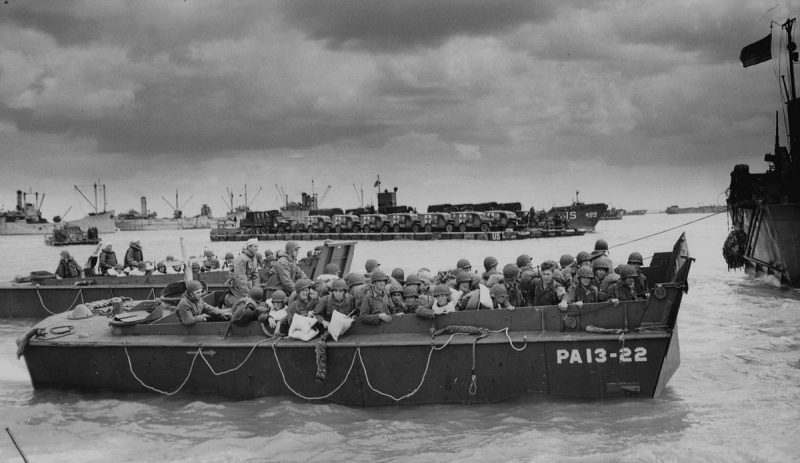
xmin=17 ymin=234 xmax=691 ymax=404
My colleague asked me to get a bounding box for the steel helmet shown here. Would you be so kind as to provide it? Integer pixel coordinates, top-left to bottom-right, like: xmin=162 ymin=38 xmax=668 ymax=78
xmin=391 ymin=268 xmax=405 ymax=283
xmin=402 ymin=286 xmax=419 ymax=298
xmin=166 ymin=255 xmax=176 ymax=261
xmin=559 ymin=254 xmax=575 ymax=268
xmin=285 ymin=241 xmax=301 ymax=252
xmin=576 ymin=251 xmax=592 ymax=264
xmin=577 ymin=266 xmax=594 ymax=279
xmin=365 ymin=259 xmax=381 ymax=273
xmin=516 ymin=254 xmax=532 ymax=268
xmin=404 ymin=274 xmax=421 ymax=286
xmin=204 ymin=250 xmax=215 ymax=258
xmin=186 ymin=280 xmax=203 ymax=293
xmin=433 ymin=284 xmax=450 ymax=297
xmin=627 ymin=252 xmax=644 ymax=265
xmin=345 ymin=273 xmax=365 ymax=287
xmin=224 ymin=252 xmax=234 ymax=259
xmin=594 ymin=239 xmax=609 ymax=252
xmin=248 ymin=287 xmax=263 ymax=301
xmin=502 ymin=263 xmax=520 ymax=280
xmin=592 ymin=256 xmax=612 ymax=271
xmin=276 ymin=250 xmax=289 ymax=259
xmin=371 ymin=270 xmax=388 ymax=283
xmin=191 ymin=261 xmax=201 ymax=270
xmin=323 ymin=263 xmax=341 ymax=275
xmin=272 ymin=290 xmax=287 ymax=303
xmin=456 ymin=272 xmax=473 ymax=285
xmin=295 ymin=278 xmax=313 ymax=292
xmin=389 ymin=283 xmax=403 ymax=295
xmin=456 ymin=258 xmax=471 ymax=270
xmin=331 ymin=279 xmax=348 ymax=291
xmin=490 ymin=284 xmax=508 ymax=298
xmin=265 ymin=253 xmax=276 ymax=262
xmin=619 ymin=264 xmax=639 ymax=279
xmin=483 ymin=256 xmax=499 ymax=271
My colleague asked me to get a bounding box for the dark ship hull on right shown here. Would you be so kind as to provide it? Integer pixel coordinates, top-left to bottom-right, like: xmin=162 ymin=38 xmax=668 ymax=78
xmin=725 ymin=19 xmax=800 ymax=288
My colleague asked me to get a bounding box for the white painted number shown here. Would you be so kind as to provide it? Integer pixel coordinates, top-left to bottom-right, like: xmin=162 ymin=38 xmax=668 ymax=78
xmin=556 ymin=347 xmax=648 ymax=364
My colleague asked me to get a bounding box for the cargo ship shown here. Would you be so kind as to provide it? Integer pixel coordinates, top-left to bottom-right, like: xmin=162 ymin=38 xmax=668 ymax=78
xmin=724 ymin=18 xmax=800 ymax=288
xmin=547 ymin=192 xmax=608 ymax=232
xmin=115 ymin=193 xmax=213 ymax=231
xmin=599 ymin=207 xmax=625 ymax=220
xmin=0 ymin=188 xmax=116 ymax=235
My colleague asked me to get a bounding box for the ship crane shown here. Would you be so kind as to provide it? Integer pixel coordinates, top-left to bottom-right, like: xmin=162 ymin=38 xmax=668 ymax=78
xmin=319 ymin=185 xmax=331 ymax=206
xmin=162 ymin=190 xmax=193 ymax=219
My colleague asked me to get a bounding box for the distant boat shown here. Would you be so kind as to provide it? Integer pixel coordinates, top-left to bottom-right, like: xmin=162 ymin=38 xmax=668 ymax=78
xmin=627 ymin=209 xmax=647 ymax=216
xmin=547 ymin=192 xmax=607 ymax=231
xmin=665 ymin=205 xmax=726 ymax=214
xmin=114 ymin=191 xmax=212 ymax=231
xmin=0 ymin=188 xmax=115 ymax=235
xmin=599 ymin=207 xmax=625 ymax=220
xmin=44 ymin=225 xmax=100 ymax=246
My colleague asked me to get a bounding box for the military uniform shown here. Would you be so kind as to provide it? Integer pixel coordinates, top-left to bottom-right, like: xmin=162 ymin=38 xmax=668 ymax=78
xmin=529 ymin=278 xmax=567 ymax=306
xmin=313 ymin=293 xmax=356 ymax=323
xmin=358 ymin=288 xmax=393 ymax=324
xmin=124 ymin=243 xmax=144 ymax=269
xmin=176 ymin=293 xmax=227 ymax=326
xmin=55 ymin=257 xmax=82 ymax=279
xmin=567 ymin=282 xmax=600 ymax=304
xmin=98 ymin=249 xmax=118 ymax=275
xmin=230 ymin=249 xmax=259 ymax=299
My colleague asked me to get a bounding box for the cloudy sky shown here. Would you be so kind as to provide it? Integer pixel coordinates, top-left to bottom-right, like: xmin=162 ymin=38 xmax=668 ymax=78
xmin=0 ymin=0 xmax=797 ymax=219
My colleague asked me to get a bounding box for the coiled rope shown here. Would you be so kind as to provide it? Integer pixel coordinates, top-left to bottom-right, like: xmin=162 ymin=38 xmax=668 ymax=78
xmin=36 ymin=288 xmax=84 ymax=315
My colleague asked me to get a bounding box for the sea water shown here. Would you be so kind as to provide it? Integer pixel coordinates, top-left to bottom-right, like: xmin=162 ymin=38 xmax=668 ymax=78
xmin=0 ymin=214 xmax=798 ymax=462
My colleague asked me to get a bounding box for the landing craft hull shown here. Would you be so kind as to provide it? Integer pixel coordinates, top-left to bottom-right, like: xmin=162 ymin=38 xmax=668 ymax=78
xmin=729 ymin=202 xmax=800 ymax=287
xmin=19 ymin=235 xmax=689 ymax=404
xmin=547 ymin=203 xmax=607 ymax=232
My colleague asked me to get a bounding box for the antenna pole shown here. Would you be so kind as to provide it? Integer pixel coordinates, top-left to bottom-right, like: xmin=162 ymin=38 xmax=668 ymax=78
xmin=786 ymin=18 xmax=797 ymax=102
xmin=93 ymin=183 xmax=98 ymax=213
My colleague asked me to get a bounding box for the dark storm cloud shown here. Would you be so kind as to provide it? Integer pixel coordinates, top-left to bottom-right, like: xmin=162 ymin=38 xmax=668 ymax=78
xmin=278 ymin=0 xmax=560 ymax=52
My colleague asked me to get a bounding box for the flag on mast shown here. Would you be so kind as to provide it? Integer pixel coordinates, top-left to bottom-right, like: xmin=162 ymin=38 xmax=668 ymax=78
xmin=740 ymin=33 xmax=772 ymax=68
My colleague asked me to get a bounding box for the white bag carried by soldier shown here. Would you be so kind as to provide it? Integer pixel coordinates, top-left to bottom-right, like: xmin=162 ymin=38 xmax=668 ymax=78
xmin=288 ymin=314 xmax=318 ymax=341
xmin=327 ymin=310 xmax=353 ymax=341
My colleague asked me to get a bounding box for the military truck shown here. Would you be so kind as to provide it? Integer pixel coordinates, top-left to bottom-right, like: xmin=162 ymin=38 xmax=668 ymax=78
xmin=387 ymin=212 xmax=421 ymax=232
xmin=302 ymin=215 xmax=333 ymax=233
xmin=239 ymin=210 xmax=292 ymax=233
xmin=360 ymin=213 xmax=390 ymax=233
xmin=418 ymin=212 xmax=454 ymax=232
xmin=451 ymin=211 xmax=492 ymax=232
xmin=332 ymin=214 xmax=362 ymax=233
xmin=485 ymin=210 xmax=520 ymax=230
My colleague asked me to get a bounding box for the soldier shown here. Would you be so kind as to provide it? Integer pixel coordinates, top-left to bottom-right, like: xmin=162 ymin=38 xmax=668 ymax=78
xmin=431 ymin=284 xmax=457 ymax=315
xmin=263 ymin=244 xmax=308 ymax=298
xmin=517 ymin=254 xmax=536 ymax=305
xmin=221 ymin=252 xmax=235 ymax=272
xmin=124 ymin=240 xmax=144 ymax=270
xmin=404 ymin=274 xmax=434 ymax=308
xmin=397 ymin=285 xmax=423 ymax=316
xmin=456 ymin=258 xmax=472 ymax=273
xmin=227 ymin=238 xmax=259 ymax=305
xmin=98 ymin=244 xmax=118 ymax=275
xmin=55 ymin=250 xmax=82 ymax=279
xmin=176 ymin=280 xmax=229 ymax=326
xmin=490 ymin=284 xmax=514 ymax=309
xmin=285 ymin=278 xmax=319 ymax=328
xmin=313 ymin=278 xmax=355 ymax=328
xmin=591 ymin=239 xmax=609 ymax=261
xmin=346 ymin=272 xmax=369 ymax=309
xmin=166 ymin=255 xmax=183 ymax=274
xmin=559 ymin=254 xmax=575 ymax=270
xmin=364 ymin=258 xmax=381 ymax=280
xmin=154 ymin=261 xmax=168 ymax=275
xmin=606 ymin=265 xmax=643 ymax=305
xmin=591 ymin=256 xmax=612 ymax=293
xmin=567 ymin=266 xmax=600 ymax=308
xmin=388 ymin=283 xmax=405 ymax=313
xmin=391 ymin=268 xmax=406 ymax=286
xmin=359 ymin=270 xmax=394 ymax=325
xmin=575 ymin=251 xmax=592 ymax=268
xmin=627 ymin=252 xmax=649 ymax=297
xmin=231 ymin=287 xmax=268 ymax=326
xmin=529 ymin=261 xmax=569 ymax=311
xmin=502 ymin=263 xmax=524 ymax=307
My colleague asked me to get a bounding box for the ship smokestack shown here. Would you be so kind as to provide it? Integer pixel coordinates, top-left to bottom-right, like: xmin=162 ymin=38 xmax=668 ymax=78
xmin=16 ymin=190 xmax=22 ymax=211
xmin=141 ymin=196 xmax=147 ymax=217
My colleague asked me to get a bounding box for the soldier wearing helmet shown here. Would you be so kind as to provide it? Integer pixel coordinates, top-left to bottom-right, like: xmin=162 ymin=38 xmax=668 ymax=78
xmin=516 ymin=254 xmax=536 ymax=305
xmin=605 ymin=265 xmax=643 ymax=305
xmin=262 ymin=242 xmax=309 ymax=299
xmin=456 ymin=258 xmax=472 ymax=273
xmin=567 ymin=266 xmax=600 ymax=307
xmin=529 ymin=261 xmax=569 ymax=311
xmin=591 ymin=239 xmax=609 ymax=260
xmin=431 ymin=284 xmax=457 ymax=315
xmin=231 ymin=287 xmax=268 ymax=326
xmin=55 ymin=250 xmax=83 ymax=279
xmin=221 ymin=252 xmax=235 ymax=272
xmin=358 ymin=270 xmax=394 ymax=325
xmin=502 ymin=263 xmax=524 ymax=307
xmin=345 ymin=272 xmax=369 ymax=308
xmin=98 ymin=244 xmax=118 ymax=275
xmin=388 ymin=283 xmax=405 ymax=313
xmin=489 ymin=284 xmax=514 ymax=310
xmin=364 ymin=259 xmax=381 ymax=279
xmin=176 ymin=280 xmax=229 ymax=326
xmin=399 ymin=285 xmax=423 ymax=316
xmin=481 ymin=256 xmax=499 ymax=285
xmin=226 ymin=238 xmax=260 ymax=306
xmin=627 ymin=252 xmax=649 ymax=296
xmin=313 ymin=278 xmax=355 ymax=327
xmin=285 ymin=278 xmax=320 ymax=329
xmin=591 ymin=256 xmax=613 ymax=289
xmin=575 ymin=251 xmax=592 ymax=268
xmin=124 ymin=240 xmax=144 ymax=271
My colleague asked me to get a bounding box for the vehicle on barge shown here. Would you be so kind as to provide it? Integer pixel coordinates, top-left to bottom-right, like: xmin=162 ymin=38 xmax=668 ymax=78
xmin=18 ymin=235 xmax=691 ymax=404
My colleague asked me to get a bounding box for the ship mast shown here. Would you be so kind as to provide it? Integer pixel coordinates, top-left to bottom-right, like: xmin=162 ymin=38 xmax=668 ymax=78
xmin=786 ymin=18 xmax=797 ymax=102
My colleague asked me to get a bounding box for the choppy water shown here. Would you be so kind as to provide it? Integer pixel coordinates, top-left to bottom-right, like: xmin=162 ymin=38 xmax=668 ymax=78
xmin=1 ymin=214 xmax=799 ymax=462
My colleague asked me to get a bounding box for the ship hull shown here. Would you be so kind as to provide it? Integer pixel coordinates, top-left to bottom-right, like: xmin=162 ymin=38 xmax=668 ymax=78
xmin=65 ymin=211 xmax=117 ymax=234
xmin=547 ymin=203 xmax=607 ymax=232
xmin=115 ymin=216 xmax=213 ymax=231
xmin=666 ymin=205 xmax=726 ymax=214
xmin=729 ymin=202 xmax=800 ymax=287
xmin=0 ymin=219 xmax=52 ymax=235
